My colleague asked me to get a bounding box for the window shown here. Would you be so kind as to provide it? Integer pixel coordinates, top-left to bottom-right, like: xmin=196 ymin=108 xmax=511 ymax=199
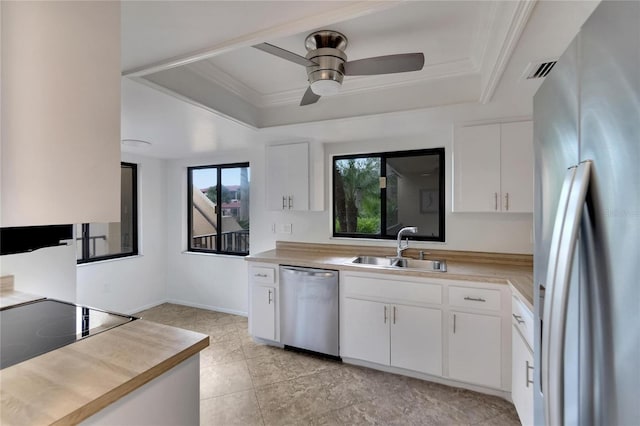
xmin=187 ymin=163 xmax=250 ymax=255
xmin=77 ymin=162 xmax=138 ymax=263
xmin=333 ymin=148 xmax=445 ymax=241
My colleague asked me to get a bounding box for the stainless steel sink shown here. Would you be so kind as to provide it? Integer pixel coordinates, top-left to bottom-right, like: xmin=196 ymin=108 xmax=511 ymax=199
xmin=349 ymin=256 xmax=447 ymax=272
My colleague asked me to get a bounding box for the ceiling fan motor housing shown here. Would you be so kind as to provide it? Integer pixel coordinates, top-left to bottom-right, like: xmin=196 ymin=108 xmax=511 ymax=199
xmin=304 ymin=31 xmax=348 ymax=91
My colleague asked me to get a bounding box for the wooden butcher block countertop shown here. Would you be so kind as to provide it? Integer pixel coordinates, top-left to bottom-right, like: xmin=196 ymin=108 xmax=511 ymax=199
xmin=248 ymin=242 xmax=534 ymax=309
xmin=0 ymin=290 xmax=209 ymax=426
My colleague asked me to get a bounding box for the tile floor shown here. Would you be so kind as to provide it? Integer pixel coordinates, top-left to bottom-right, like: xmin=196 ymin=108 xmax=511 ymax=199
xmin=135 ymin=303 xmax=521 ymax=426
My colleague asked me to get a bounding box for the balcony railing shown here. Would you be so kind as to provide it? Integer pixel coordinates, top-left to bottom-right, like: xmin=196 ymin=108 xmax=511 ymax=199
xmin=192 ymin=229 xmax=249 ymax=253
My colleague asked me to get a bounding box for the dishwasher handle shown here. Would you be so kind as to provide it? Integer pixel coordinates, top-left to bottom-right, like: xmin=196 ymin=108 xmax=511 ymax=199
xmin=280 ymin=266 xmax=338 ymax=279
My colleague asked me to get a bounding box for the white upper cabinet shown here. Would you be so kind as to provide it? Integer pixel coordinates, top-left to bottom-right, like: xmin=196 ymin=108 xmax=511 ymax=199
xmin=265 ymin=142 xmax=324 ymax=211
xmin=1 ymin=2 xmax=121 ymax=227
xmin=453 ymin=121 xmax=533 ymax=213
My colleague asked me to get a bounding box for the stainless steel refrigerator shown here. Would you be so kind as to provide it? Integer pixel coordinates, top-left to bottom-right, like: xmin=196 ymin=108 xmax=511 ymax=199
xmin=533 ymin=1 xmax=640 ymax=425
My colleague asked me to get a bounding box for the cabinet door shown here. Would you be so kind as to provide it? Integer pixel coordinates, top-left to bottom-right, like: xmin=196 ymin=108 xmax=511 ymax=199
xmin=342 ymin=298 xmax=390 ymax=365
xmin=453 ymin=124 xmax=501 ymax=212
xmin=512 ymin=326 xmax=534 ymax=426
xmin=448 ymin=311 xmax=501 ymax=388
xmin=250 ymin=285 xmax=276 ymax=341
xmin=391 ymin=305 xmax=442 ymax=375
xmin=500 ymin=121 xmax=533 ymax=213
xmin=265 ymin=143 xmax=309 ymax=211
xmin=266 ymin=145 xmax=289 ymax=210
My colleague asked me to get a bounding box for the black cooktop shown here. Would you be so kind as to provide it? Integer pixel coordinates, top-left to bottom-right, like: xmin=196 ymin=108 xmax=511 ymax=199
xmin=0 ymin=299 xmax=135 ymax=369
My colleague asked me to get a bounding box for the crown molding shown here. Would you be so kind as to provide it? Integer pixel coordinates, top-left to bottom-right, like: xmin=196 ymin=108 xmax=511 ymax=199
xmin=192 ymin=56 xmax=478 ymax=108
xmin=123 ymin=1 xmax=403 ymax=77
xmin=186 ymin=61 xmax=264 ymax=107
xmin=479 ymin=0 xmax=538 ymax=104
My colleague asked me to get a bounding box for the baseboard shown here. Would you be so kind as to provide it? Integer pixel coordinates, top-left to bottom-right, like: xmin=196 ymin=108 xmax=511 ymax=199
xmin=342 ymin=357 xmax=512 ymax=401
xmin=166 ymin=298 xmax=248 ymax=317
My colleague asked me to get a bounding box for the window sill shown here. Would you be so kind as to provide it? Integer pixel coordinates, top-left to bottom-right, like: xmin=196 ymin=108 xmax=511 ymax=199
xmin=181 ymin=251 xmax=248 ymax=259
xmin=77 ymin=254 xmax=143 ymax=267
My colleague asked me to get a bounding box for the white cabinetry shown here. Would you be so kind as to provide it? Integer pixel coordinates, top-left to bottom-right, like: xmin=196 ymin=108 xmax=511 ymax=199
xmin=266 ymin=142 xmax=310 ymax=211
xmin=448 ymin=311 xmax=502 ymax=388
xmin=1 ymin=2 xmax=121 ymax=226
xmin=447 ymin=285 xmax=504 ymax=389
xmin=511 ymin=294 xmax=534 ymax=425
xmin=248 ymin=264 xmax=279 ymax=342
xmin=453 ymin=121 xmax=533 ymax=213
xmin=341 ymin=273 xmax=443 ymax=376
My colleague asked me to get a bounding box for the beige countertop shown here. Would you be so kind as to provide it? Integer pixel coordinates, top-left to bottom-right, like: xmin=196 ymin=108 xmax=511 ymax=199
xmin=0 ymin=291 xmax=209 ymax=426
xmin=247 ymin=242 xmax=534 ymax=309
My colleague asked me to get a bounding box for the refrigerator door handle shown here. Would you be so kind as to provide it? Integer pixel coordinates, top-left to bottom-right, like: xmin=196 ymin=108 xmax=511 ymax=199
xmin=542 ymin=166 xmax=578 ymax=395
xmin=542 ymin=160 xmax=592 ymax=426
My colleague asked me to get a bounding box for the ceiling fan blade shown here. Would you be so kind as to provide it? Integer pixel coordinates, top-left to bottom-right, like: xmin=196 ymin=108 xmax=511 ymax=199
xmin=344 ymin=53 xmax=425 ymax=76
xmin=253 ymin=43 xmax=317 ymax=67
xmin=300 ymin=86 xmax=321 ymax=106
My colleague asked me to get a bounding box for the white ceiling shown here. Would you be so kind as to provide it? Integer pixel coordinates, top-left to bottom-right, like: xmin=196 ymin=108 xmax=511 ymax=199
xmin=121 ymin=0 xmax=600 ymax=158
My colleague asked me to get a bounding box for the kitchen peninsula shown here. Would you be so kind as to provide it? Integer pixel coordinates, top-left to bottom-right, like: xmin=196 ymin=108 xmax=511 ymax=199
xmin=0 ymin=284 xmax=209 ymax=426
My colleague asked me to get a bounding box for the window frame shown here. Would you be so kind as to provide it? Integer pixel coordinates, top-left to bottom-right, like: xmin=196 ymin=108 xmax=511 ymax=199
xmin=332 ymin=148 xmax=445 ymax=242
xmin=77 ymin=162 xmax=138 ymax=264
xmin=187 ymin=162 xmax=250 ymax=256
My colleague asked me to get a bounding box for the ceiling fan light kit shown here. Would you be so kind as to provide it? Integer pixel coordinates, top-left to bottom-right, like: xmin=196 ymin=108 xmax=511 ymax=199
xmin=253 ymin=30 xmax=424 ymax=106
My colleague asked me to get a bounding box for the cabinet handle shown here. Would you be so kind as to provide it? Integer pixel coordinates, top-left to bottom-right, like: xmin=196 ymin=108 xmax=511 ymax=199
xmin=282 ymin=196 xmax=286 ymax=209
xmin=505 ymin=192 xmax=510 ymax=211
xmin=267 ymin=289 xmax=273 ymax=304
xmin=464 ymin=296 xmax=486 ymax=302
xmin=453 ymin=314 xmax=457 ymax=334
xmin=255 ymin=273 xmax=268 ymax=278
xmin=393 ymin=306 xmax=397 ymax=324
xmin=512 ymin=313 xmax=525 ymax=324
xmin=494 ymin=192 xmax=498 ymax=210
xmin=526 ymin=360 xmax=534 ymax=387
xmin=384 ymin=306 xmax=387 ymax=324
xmin=288 ymin=195 xmax=293 ymax=209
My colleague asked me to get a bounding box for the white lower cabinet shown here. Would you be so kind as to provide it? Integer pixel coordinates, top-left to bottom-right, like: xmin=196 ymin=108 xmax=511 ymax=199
xmin=512 ymin=326 xmax=534 ymax=425
xmin=391 ymin=304 xmax=442 ymax=375
xmin=342 ymin=297 xmax=442 ymax=375
xmin=251 ymin=285 xmax=277 ymax=341
xmin=448 ymin=311 xmax=502 ymax=388
xmin=249 ymin=264 xmax=279 ymax=342
xmin=342 ymin=298 xmax=390 ymax=365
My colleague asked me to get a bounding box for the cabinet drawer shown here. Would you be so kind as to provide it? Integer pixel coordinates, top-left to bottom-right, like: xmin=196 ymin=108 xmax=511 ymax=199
xmin=250 ymin=266 xmax=275 ymax=284
xmin=449 ymin=286 xmax=501 ymax=311
xmin=512 ymin=295 xmax=534 ymax=349
xmin=343 ymin=275 xmax=441 ymax=305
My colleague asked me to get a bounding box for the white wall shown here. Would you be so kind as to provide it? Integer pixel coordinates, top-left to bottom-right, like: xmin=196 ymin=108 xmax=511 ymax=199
xmin=251 ymin=100 xmax=534 ymax=255
xmin=76 ymin=153 xmax=167 ymax=314
xmin=162 ymin=99 xmax=534 ymax=315
xmin=0 ymin=243 xmax=77 ymax=302
xmin=165 ymin=149 xmax=257 ymax=316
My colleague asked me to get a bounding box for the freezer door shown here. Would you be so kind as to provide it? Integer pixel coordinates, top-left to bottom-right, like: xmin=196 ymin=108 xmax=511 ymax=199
xmin=579 ymin=2 xmax=640 ymax=425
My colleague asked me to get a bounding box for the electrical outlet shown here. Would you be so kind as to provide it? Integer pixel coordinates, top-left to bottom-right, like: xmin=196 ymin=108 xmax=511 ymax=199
xmin=278 ymin=223 xmax=292 ymax=234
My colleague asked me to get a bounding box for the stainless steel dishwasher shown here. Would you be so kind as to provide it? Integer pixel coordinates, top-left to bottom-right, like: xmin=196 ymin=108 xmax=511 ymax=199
xmin=280 ymin=265 xmax=339 ymax=357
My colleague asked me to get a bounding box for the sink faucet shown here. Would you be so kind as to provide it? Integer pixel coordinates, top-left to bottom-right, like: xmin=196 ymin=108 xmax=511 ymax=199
xmin=396 ymin=226 xmax=418 ymax=258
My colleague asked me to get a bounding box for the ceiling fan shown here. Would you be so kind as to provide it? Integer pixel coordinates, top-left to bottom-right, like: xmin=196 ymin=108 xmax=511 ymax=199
xmin=253 ymin=30 xmax=425 ymax=106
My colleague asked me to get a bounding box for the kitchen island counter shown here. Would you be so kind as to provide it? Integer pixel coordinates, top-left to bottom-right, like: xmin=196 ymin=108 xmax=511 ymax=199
xmin=0 ymin=292 xmax=209 ymax=425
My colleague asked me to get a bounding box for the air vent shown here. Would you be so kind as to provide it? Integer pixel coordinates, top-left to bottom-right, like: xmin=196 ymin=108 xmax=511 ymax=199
xmin=522 ymin=60 xmax=558 ymax=80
